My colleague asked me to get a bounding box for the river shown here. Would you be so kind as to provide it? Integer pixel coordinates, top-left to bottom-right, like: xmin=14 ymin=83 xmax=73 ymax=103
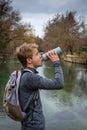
xmin=0 ymin=59 xmax=87 ymax=130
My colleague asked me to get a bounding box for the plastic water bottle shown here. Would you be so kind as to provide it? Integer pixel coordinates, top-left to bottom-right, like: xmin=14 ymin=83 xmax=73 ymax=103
xmin=42 ymin=47 xmax=62 ymax=61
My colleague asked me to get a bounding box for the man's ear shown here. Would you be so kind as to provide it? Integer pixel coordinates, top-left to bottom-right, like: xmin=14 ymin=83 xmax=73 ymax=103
xmin=26 ymin=57 xmax=32 ymax=64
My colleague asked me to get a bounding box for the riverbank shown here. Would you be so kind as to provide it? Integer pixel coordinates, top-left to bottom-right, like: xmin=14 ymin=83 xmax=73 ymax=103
xmin=64 ymin=54 xmax=87 ymax=64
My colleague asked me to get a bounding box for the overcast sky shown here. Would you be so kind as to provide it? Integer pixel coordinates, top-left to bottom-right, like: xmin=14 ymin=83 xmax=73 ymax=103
xmin=12 ymin=0 xmax=87 ymax=37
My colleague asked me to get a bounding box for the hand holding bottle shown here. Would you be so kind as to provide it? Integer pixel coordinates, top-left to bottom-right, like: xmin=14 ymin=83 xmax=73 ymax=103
xmin=46 ymin=50 xmax=60 ymax=62
xmin=42 ymin=47 xmax=62 ymax=61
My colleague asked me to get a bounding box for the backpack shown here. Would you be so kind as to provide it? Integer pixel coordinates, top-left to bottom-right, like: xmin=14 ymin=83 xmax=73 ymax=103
xmin=3 ymin=69 xmax=35 ymax=122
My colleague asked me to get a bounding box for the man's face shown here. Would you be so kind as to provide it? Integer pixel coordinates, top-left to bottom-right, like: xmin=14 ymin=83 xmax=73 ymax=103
xmin=31 ymin=48 xmax=43 ymax=68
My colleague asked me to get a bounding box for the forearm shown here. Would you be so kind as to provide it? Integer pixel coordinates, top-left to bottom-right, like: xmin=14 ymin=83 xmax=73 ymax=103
xmin=40 ymin=61 xmax=64 ymax=90
xmin=27 ymin=61 xmax=64 ymax=90
xmin=53 ymin=61 xmax=64 ymax=89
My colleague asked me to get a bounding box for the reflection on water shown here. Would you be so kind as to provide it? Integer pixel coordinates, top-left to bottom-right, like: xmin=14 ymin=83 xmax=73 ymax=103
xmin=38 ymin=61 xmax=87 ymax=129
xmin=0 ymin=59 xmax=87 ymax=130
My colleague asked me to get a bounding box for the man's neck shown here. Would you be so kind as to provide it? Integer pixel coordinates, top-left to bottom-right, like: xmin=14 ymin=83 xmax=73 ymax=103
xmin=27 ymin=64 xmax=35 ymax=69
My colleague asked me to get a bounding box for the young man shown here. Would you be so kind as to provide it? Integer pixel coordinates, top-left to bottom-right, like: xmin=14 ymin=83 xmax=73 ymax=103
xmin=16 ymin=43 xmax=64 ymax=130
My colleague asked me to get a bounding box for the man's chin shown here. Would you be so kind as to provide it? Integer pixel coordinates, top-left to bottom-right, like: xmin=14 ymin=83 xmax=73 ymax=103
xmin=39 ymin=63 xmax=43 ymax=67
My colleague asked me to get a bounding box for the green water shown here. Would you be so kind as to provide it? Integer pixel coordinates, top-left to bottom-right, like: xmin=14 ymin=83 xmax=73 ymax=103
xmin=0 ymin=59 xmax=87 ymax=130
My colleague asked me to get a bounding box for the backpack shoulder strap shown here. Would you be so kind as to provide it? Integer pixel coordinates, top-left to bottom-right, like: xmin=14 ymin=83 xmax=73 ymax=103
xmin=18 ymin=68 xmax=37 ymax=112
xmin=23 ymin=91 xmax=36 ymax=112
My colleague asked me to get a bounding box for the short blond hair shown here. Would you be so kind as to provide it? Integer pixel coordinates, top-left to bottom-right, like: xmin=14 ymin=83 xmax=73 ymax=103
xmin=16 ymin=43 xmax=38 ymax=67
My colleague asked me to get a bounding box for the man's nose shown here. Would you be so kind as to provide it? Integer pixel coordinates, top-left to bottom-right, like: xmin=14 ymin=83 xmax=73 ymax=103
xmin=39 ymin=53 xmax=42 ymax=58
